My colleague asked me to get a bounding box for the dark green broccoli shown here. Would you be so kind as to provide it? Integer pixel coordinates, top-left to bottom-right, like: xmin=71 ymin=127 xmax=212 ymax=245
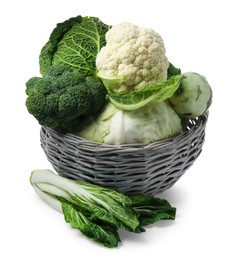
xmin=25 ymin=66 xmax=107 ymax=129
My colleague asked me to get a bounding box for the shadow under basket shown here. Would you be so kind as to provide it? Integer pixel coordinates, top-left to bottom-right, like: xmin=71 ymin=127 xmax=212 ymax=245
xmin=40 ymin=112 xmax=209 ymax=195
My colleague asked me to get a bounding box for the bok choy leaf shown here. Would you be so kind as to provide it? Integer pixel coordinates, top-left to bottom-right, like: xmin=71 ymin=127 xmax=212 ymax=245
xmin=30 ymin=169 xmax=176 ymax=248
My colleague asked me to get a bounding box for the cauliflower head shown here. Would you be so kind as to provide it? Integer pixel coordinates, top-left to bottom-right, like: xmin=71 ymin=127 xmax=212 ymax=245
xmin=96 ymin=22 xmax=169 ymax=91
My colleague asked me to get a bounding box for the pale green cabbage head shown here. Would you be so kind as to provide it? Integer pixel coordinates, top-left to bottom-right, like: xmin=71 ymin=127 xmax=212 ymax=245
xmin=75 ymin=101 xmax=182 ymax=145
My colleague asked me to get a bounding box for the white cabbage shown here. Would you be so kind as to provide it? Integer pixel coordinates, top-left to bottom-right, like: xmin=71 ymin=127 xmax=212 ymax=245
xmin=75 ymin=101 xmax=182 ymax=145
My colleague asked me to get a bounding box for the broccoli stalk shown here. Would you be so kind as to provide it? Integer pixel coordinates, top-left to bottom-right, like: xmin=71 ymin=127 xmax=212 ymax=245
xmin=25 ymin=66 xmax=107 ymax=130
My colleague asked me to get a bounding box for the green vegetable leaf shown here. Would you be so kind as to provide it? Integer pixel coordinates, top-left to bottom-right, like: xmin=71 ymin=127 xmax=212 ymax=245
xmin=39 ymin=15 xmax=83 ymax=76
xmin=107 ymin=75 xmax=183 ymax=110
xmin=69 ymin=180 xmax=140 ymax=232
xmin=96 ymin=72 xmax=127 ymax=90
xmin=129 ymin=194 xmax=176 ymax=226
xmin=52 ymin=17 xmax=109 ymax=76
xmin=39 ymin=16 xmax=110 ymax=77
xmin=61 ymin=200 xmax=120 ymax=248
xmin=167 ymin=63 xmax=181 ymax=78
xmin=76 ymin=180 xmax=132 ymax=207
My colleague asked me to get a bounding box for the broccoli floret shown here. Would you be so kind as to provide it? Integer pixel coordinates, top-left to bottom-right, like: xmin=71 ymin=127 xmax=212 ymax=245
xmin=25 ymin=66 xmax=107 ymax=129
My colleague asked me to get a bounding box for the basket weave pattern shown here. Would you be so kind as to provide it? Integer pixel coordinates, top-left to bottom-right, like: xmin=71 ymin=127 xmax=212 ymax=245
xmin=40 ymin=112 xmax=208 ymax=195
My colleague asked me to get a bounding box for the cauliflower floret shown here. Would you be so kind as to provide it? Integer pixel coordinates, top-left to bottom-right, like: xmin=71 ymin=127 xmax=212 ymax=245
xmin=96 ymin=22 xmax=169 ymax=91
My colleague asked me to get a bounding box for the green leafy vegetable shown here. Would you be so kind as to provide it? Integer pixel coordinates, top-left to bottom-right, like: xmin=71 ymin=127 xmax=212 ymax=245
xmin=61 ymin=200 xmax=121 ymax=248
xmin=39 ymin=16 xmax=110 ymax=76
xmin=130 ymin=195 xmax=176 ymax=226
xmin=30 ymin=169 xmax=176 ymax=248
xmin=107 ymin=75 xmax=183 ymax=110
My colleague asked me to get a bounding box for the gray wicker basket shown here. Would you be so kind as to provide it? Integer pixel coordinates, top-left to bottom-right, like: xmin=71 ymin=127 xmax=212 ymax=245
xmin=40 ymin=112 xmax=208 ymax=195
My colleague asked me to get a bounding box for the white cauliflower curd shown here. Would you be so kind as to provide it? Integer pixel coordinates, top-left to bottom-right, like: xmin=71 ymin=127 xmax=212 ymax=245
xmin=96 ymin=22 xmax=169 ymax=91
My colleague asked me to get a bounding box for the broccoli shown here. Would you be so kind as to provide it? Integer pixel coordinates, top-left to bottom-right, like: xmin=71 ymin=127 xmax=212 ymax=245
xmin=25 ymin=66 xmax=107 ymax=130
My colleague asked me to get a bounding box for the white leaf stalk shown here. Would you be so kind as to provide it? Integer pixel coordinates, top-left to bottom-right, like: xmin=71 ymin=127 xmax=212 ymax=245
xmin=32 ymin=183 xmax=63 ymax=213
xmin=30 ymin=169 xmax=117 ymax=214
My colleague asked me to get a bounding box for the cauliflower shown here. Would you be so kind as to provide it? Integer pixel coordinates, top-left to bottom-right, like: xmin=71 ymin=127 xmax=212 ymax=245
xmin=96 ymin=22 xmax=169 ymax=91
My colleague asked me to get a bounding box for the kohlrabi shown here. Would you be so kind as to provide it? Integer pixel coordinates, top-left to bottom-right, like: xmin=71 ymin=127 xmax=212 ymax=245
xmin=168 ymin=72 xmax=212 ymax=118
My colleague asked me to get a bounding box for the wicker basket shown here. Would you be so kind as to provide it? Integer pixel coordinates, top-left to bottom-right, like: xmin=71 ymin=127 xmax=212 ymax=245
xmin=40 ymin=112 xmax=208 ymax=195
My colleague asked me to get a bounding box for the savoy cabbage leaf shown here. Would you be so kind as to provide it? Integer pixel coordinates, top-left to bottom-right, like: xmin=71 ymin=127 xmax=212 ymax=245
xmin=39 ymin=16 xmax=110 ymax=77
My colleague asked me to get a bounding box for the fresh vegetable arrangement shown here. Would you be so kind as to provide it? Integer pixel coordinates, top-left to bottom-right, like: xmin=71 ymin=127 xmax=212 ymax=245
xmin=26 ymin=15 xmax=212 ymax=247
xmin=26 ymin=15 xmax=212 ymax=142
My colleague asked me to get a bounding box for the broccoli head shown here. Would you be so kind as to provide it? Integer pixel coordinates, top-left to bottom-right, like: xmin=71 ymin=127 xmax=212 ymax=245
xmin=25 ymin=66 xmax=107 ymax=129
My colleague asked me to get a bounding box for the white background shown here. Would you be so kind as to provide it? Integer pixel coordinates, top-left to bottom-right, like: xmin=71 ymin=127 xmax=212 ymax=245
xmin=1 ymin=0 xmax=233 ymax=259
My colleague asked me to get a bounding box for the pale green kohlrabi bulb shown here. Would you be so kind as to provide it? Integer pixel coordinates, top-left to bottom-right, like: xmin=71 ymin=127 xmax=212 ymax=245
xmin=168 ymin=72 xmax=212 ymax=118
xmin=75 ymin=101 xmax=182 ymax=145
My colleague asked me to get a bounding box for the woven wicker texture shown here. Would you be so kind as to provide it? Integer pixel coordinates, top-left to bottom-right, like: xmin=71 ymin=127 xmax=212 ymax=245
xmin=40 ymin=112 xmax=208 ymax=195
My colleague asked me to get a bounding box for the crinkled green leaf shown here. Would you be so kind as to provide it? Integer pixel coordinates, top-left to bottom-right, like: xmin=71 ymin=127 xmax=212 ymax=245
xmin=39 ymin=16 xmax=110 ymax=77
xmin=129 ymin=194 xmax=176 ymax=226
xmin=52 ymin=17 xmax=109 ymax=75
xmin=61 ymin=200 xmax=120 ymax=248
xmin=66 ymin=180 xmax=140 ymax=232
xmin=108 ymin=75 xmax=183 ymax=110
xmin=167 ymin=63 xmax=181 ymax=78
